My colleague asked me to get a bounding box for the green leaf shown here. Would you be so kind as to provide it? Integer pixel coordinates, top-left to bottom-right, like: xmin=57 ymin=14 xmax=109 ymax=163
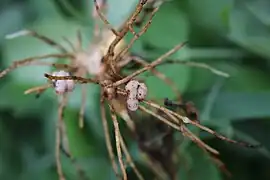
xmin=232 ymin=129 xmax=270 ymax=158
xmin=29 ymin=0 xmax=61 ymax=18
xmin=223 ymin=65 xmax=270 ymax=91
xmin=185 ymin=60 xmax=234 ymax=94
xmin=63 ymin=107 xmax=96 ymax=157
xmin=67 ymin=84 xmax=105 ymax=139
xmin=228 ymin=4 xmax=270 ymax=59
xmin=186 ymin=90 xmax=270 ymax=123
xmin=0 ymin=5 xmax=27 ymax=44
xmin=220 ymin=4 xmax=232 ymax=29
xmin=185 ymin=64 xmax=216 ymax=93
xmin=178 ymin=144 xmax=221 ymax=180
xmin=233 ymin=119 xmax=270 ymax=157
xmin=77 ymin=157 xmax=114 ymax=180
xmin=0 ymin=81 xmax=56 ymax=116
xmin=187 ymin=0 xmax=233 ymax=33
xmin=211 ymin=92 xmax=270 ymax=120
xmin=245 ymin=1 xmax=270 ymax=27
xmin=186 ymin=63 xmax=270 ymax=120
xmin=141 ymin=1 xmax=189 ymax=48
xmin=107 ymin=0 xmax=138 ymax=27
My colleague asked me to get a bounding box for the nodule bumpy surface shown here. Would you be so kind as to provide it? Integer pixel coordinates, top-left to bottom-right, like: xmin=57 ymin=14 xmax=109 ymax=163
xmin=125 ymin=80 xmax=147 ymax=111
xmin=51 ymin=70 xmax=75 ymax=94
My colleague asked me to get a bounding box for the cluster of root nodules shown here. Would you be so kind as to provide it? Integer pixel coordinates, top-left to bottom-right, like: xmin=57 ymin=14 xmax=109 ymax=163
xmin=125 ymin=80 xmax=147 ymax=111
xmin=1 ymin=0 xmax=262 ymax=180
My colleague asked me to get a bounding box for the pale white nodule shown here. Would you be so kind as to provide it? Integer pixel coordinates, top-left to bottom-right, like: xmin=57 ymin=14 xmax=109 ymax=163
xmin=125 ymin=80 xmax=148 ymax=111
xmin=137 ymin=83 xmax=147 ymax=101
xmin=51 ymin=70 xmax=75 ymax=94
xmin=128 ymin=91 xmax=137 ymax=100
xmin=125 ymin=80 xmax=140 ymax=92
xmin=127 ymin=98 xmax=139 ymax=111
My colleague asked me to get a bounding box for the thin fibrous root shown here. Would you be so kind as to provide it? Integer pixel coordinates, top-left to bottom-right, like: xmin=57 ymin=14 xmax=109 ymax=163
xmin=138 ymin=105 xmax=219 ymax=155
xmin=164 ymin=98 xmax=199 ymax=123
xmin=56 ymin=94 xmax=68 ymax=180
xmin=112 ymin=42 xmax=187 ymax=87
xmin=143 ymin=100 xmax=261 ymax=149
xmin=106 ymin=0 xmax=148 ymax=57
xmin=160 ymin=60 xmax=230 ymax=77
xmin=0 ymin=54 xmax=73 ymax=79
xmin=138 ymin=105 xmax=180 ymax=131
xmin=163 ymin=100 xmax=260 ymax=148
xmin=44 ymin=74 xmax=99 ymax=84
xmin=109 ymin=104 xmax=128 ymax=180
xmin=130 ymin=56 xmax=181 ymax=99
xmin=92 ymin=0 xmax=108 ymax=40
xmin=93 ymin=0 xmax=119 ymax=36
xmin=180 ymin=125 xmax=219 ymax=155
xmin=160 ymin=106 xmax=220 ymax=156
xmin=187 ymin=120 xmax=262 ymax=148
xmin=115 ymin=7 xmax=159 ymax=61
xmin=103 ymin=0 xmax=149 ymax=74
xmin=119 ymin=135 xmax=145 ymax=180
xmin=60 ymin=140 xmax=89 ymax=180
xmin=209 ymin=154 xmax=232 ymax=177
xmin=24 ymin=84 xmax=51 ymax=95
xmin=100 ymin=98 xmax=121 ymax=179
xmin=128 ymin=26 xmax=138 ymax=37
xmin=6 ymin=30 xmax=67 ymax=53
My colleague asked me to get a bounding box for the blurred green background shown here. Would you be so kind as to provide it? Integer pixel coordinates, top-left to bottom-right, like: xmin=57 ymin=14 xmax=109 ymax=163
xmin=1 ymin=0 xmax=270 ymax=180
